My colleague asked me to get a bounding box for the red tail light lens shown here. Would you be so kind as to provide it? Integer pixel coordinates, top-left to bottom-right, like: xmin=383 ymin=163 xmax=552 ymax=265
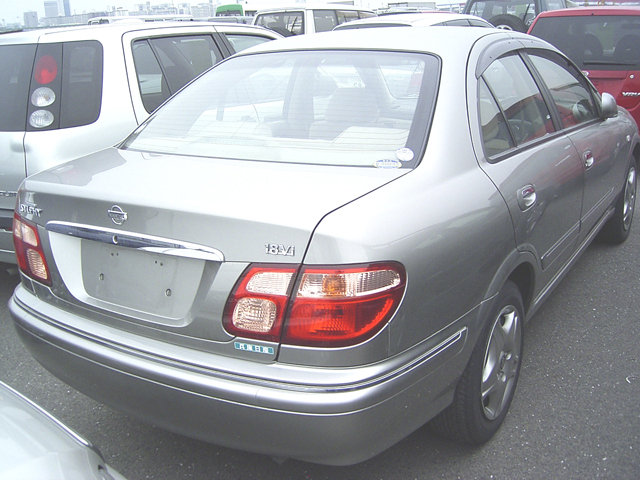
xmin=34 ymin=55 xmax=58 ymax=85
xmin=285 ymin=263 xmax=406 ymax=347
xmin=13 ymin=213 xmax=51 ymax=286
xmin=223 ymin=262 xmax=406 ymax=347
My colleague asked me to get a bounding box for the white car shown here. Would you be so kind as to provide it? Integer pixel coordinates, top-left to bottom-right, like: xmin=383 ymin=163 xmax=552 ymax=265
xmin=253 ymin=3 xmax=376 ymax=35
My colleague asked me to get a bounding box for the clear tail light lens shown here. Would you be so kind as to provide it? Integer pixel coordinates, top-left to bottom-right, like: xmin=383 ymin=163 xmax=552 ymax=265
xmin=223 ymin=262 xmax=406 ymax=347
xmin=29 ymin=110 xmax=55 ymax=128
xmin=223 ymin=266 xmax=298 ymax=342
xmin=13 ymin=213 xmax=51 ymax=286
xmin=31 ymin=87 xmax=56 ymax=107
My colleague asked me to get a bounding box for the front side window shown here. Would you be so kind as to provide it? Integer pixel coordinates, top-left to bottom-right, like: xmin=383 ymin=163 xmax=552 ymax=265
xmin=529 ymin=52 xmax=598 ymax=128
xmin=123 ymin=51 xmax=439 ymax=168
xmin=480 ymin=53 xmax=554 ymax=154
xmin=133 ymin=35 xmax=223 ymax=113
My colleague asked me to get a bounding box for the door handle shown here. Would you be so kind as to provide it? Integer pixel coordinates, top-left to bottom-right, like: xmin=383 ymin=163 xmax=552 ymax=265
xmin=583 ymin=150 xmax=594 ymax=169
xmin=517 ymin=185 xmax=537 ymax=210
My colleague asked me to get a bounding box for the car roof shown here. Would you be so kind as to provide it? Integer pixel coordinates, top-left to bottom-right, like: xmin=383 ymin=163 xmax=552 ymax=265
xmin=0 ymin=20 xmax=278 ymax=44
xmin=333 ymin=12 xmax=493 ymax=30
xmin=536 ymin=5 xmax=640 ymax=17
xmin=236 ymin=25 xmax=533 ymax=58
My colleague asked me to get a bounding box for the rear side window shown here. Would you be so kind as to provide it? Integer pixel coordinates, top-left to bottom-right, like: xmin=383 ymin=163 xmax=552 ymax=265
xmin=24 ymin=41 xmax=103 ymax=132
xmin=224 ymin=33 xmax=273 ymax=53
xmin=530 ymin=15 xmax=640 ymax=70
xmin=0 ymin=44 xmax=37 ymax=131
xmin=313 ymin=10 xmax=338 ymax=32
xmin=133 ymin=35 xmax=223 ymax=113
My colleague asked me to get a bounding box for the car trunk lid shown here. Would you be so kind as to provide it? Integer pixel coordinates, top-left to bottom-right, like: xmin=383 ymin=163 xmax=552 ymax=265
xmin=21 ymin=147 xmax=405 ymax=348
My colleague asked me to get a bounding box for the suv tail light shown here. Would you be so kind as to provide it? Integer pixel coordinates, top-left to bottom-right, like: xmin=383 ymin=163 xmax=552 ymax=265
xmin=13 ymin=213 xmax=51 ymax=286
xmin=223 ymin=262 xmax=406 ymax=347
xmin=28 ymin=45 xmax=62 ymax=130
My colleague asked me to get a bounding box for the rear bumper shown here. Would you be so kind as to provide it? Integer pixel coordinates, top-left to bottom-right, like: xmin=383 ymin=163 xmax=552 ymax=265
xmin=10 ymin=283 xmax=470 ymax=465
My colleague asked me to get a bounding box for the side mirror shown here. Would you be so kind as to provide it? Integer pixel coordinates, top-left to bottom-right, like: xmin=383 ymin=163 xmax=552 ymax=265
xmin=601 ymin=92 xmax=618 ymax=119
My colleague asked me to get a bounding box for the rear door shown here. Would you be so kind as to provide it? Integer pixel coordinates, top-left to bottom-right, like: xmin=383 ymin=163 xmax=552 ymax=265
xmin=475 ymin=51 xmax=584 ymax=286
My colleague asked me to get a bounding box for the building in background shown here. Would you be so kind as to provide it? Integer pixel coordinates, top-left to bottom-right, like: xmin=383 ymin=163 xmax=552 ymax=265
xmin=44 ymin=0 xmax=59 ymax=17
xmin=59 ymin=0 xmax=71 ymax=16
xmin=24 ymin=11 xmax=39 ymax=28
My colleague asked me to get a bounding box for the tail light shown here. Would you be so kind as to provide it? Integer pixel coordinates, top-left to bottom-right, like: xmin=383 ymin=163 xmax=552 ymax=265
xmin=34 ymin=54 xmax=58 ymax=85
xmin=13 ymin=213 xmax=51 ymax=286
xmin=223 ymin=262 xmax=406 ymax=347
xmin=28 ymin=46 xmax=62 ymax=130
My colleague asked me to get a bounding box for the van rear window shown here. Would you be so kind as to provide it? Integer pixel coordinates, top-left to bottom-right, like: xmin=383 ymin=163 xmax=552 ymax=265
xmin=0 ymin=45 xmax=37 ymax=131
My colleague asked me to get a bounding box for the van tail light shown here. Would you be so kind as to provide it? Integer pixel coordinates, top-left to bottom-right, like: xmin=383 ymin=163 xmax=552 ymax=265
xmin=223 ymin=262 xmax=406 ymax=347
xmin=13 ymin=213 xmax=51 ymax=286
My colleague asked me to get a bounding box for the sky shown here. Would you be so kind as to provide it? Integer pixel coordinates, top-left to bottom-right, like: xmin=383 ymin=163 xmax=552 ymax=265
xmin=0 ymin=1 xmax=174 ymax=24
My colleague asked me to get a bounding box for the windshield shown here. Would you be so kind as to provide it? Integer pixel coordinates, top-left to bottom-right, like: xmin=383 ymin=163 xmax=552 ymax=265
xmin=122 ymin=50 xmax=439 ymax=168
xmin=530 ymin=15 xmax=640 ymax=70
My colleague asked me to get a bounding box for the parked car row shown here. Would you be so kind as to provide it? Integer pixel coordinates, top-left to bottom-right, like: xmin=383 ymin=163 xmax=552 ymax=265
xmin=7 ymin=20 xmax=639 ymax=468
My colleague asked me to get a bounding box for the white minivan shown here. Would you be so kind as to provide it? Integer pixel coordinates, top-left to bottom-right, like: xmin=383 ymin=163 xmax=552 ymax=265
xmin=253 ymin=4 xmax=376 ymax=35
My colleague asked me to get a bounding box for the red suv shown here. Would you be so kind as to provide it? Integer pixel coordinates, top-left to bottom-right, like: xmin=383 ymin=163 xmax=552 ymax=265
xmin=529 ymin=6 xmax=640 ymax=127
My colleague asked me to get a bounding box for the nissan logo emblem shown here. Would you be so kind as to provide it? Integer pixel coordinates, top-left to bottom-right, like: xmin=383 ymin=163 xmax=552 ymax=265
xmin=108 ymin=205 xmax=128 ymax=225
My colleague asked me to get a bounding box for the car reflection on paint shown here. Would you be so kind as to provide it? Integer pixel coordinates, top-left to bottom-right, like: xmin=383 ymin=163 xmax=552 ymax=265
xmin=9 ymin=26 xmax=639 ymax=466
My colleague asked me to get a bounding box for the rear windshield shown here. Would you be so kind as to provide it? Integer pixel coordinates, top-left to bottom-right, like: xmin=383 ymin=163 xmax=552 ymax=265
xmin=0 ymin=44 xmax=37 ymax=131
xmin=531 ymin=15 xmax=640 ymax=70
xmin=122 ymin=50 xmax=439 ymax=169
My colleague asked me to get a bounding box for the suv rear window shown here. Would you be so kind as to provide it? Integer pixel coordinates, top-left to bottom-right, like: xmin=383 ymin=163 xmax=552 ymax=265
xmin=0 ymin=44 xmax=37 ymax=131
xmin=530 ymin=15 xmax=640 ymax=70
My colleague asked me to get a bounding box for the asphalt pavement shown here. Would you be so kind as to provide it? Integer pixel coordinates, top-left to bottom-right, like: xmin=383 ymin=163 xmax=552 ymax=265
xmin=0 ymin=231 xmax=638 ymax=480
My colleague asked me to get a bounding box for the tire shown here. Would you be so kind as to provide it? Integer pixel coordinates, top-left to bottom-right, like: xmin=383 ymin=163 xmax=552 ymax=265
xmin=599 ymin=162 xmax=637 ymax=244
xmin=488 ymin=14 xmax=527 ymax=32
xmin=430 ymin=281 xmax=524 ymax=443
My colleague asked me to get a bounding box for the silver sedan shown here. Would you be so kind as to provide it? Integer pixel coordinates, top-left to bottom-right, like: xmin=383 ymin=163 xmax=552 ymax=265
xmin=9 ymin=26 xmax=639 ymax=466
